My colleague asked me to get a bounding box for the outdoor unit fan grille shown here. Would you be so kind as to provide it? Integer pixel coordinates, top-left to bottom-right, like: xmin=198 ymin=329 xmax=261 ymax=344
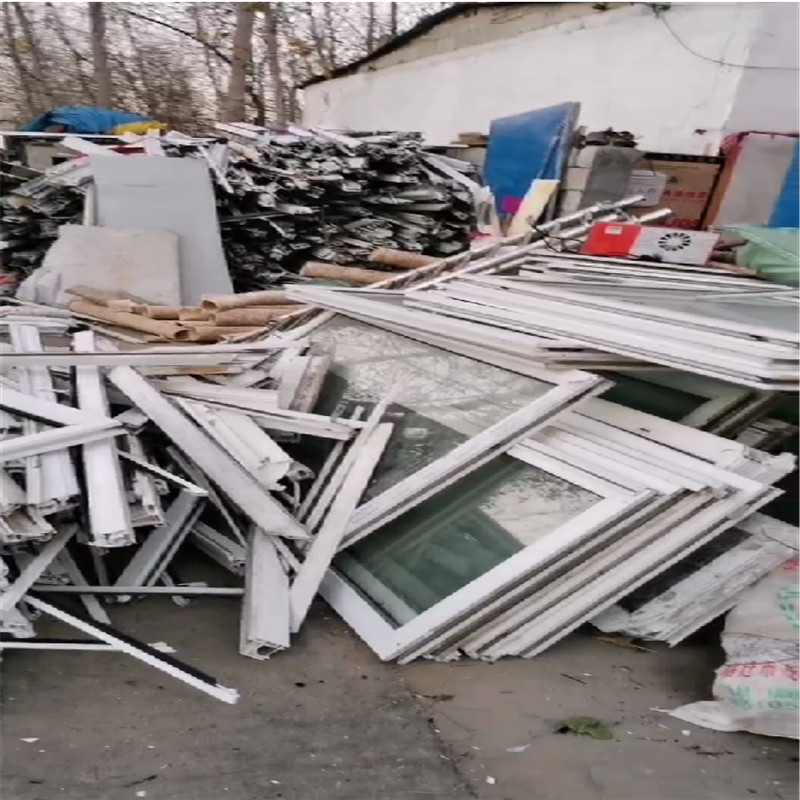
xmin=656 ymin=231 xmax=694 ymax=251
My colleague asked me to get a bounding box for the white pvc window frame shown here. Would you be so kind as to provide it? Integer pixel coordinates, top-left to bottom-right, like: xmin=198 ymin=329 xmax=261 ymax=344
xmin=320 ymin=448 xmax=652 ymax=662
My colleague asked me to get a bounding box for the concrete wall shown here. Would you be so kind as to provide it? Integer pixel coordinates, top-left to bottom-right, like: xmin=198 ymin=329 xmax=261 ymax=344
xmin=303 ymin=3 xmax=793 ymax=155
xmin=724 ymin=3 xmax=800 ymax=135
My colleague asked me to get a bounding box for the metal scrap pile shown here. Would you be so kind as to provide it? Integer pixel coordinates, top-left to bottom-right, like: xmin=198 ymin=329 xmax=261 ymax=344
xmin=0 ymin=126 xmax=476 ymax=292
xmin=1 ymin=200 xmax=797 ymax=711
xmin=208 ymin=125 xmax=475 ymax=290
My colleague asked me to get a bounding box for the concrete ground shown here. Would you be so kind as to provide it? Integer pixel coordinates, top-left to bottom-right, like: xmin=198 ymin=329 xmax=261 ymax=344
xmin=2 ymin=597 xmax=798 ymax=800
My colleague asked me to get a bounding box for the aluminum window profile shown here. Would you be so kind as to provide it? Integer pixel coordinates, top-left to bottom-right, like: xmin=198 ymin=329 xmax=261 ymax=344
xmin=397 ymin=427 xmax=723 ymax=662
xmin=113 ymin=490 xmax=205 ymax=598
xmin=321 ymin=491 xmax=644 ymax=663
xmin=505 ymin=487 xmax=781 ymax=661
xmin=458 ymin=492 xmax=724 ymax=660
xmin=151 ymin=377 xmax=282 ymax=412
xmin=295 ymin=407 xmax=366 ymax=529
xmin=0 ymin=526 xmax=73 ymax=614
xmin=21 ymin=595 xmax=239 ymax=704
xmin=0 ymin=350 xmax=248 ymax=368
xmin=324 ymin=417 xmax=678 ymax=663
xmin=339 ymin=314 xmax=636 ymax=376
xmin=340 ymin=374 xmax=611 ymax=550
xmin=473 ymin=274 xmax=799 ymax=345
xmin=443 ymin=484 xmax=732 ymax=661
xmin=455 ymin=277 xmax=799 ymax=361
xmin=173 ymin=399 xmax=303 ymax=490
xmin=73 ymin=330 xmax=135 ymax=548
xmin=318 ymin=383 xmax=790 ymax=663
xmin=33 ymin=585 xmax=244 ymax=596
xmin=239 ymin=528 xmax=290 ymax=660
xmin=577 ymin=397 xmax=767 ymax=470
xmin=287 ymin=286 xmax=589 ymax=359
xmin=0 ymin=469 xmax=26 ymax=514
xmin=592 ymin=513 xmax=798 ymax=645
xmin=302 ymin=399 xmax=393 ymax=534
xmin=122 ymin=436 xmax=167 ymax=529
xmin=484 ymin=459 xmax=781 ymax=659
xmin=0 ymin=422 xmax=124 ymax=463
xmin=0 ymin=386 xmax=125 ymax=429
xmin=0 ymin=507 xmax=55 ymax=544
xmin=118 ymin=450 xmax=207 ymax=498
xmin=54 ymin=549 xmax=112 ymax=625
xmin=427 ymin=283 xmax=796 ymax=370
xmin=189 ymin=522 xmax=247 ymax=575
xmin=412 ymin=286 xmax=797 ymax=387
xmin=291 ymin=420 xmax=394 ymax=632
xmin=165 ymin=396 xmax=362 ymax=441
xmin=8 ymin=324 xmax=81 ymax=507
xmin=166 ymin=448 xmax=248 ymax=548
xmin=106 ymin=366 xmax=309 ymax=540
xmin=407 ymin=491 xmax=684 ymax=663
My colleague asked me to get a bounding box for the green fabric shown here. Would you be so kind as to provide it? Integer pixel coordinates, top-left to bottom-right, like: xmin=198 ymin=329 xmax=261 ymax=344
xmin=720 ymin=225 xmax=799 ymax=287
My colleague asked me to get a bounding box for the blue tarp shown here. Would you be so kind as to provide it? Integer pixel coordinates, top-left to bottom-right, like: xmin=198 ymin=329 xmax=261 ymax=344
xmin=484 ymin=102 xmax=580 ymax=218
xmin=23 ymin=107 xmax=151 ymax=135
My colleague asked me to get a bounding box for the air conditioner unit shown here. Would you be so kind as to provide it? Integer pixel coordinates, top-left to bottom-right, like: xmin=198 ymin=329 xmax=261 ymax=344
xmin=582 ymin=222 xmax=719 ymax=265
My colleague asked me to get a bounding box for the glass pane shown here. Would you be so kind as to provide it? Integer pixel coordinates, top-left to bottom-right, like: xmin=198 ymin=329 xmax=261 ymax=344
xmin=310 ymin=317 xmax=552 ymax=499
xmin=600 ymin=373 xmax=700 ymax=421
xmin=335 ymin=456 xmax=600 ymax=627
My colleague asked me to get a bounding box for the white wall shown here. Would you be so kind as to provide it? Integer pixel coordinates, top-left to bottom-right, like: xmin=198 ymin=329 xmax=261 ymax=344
xmin=724 ymin=3 xmax=800 ymax=135
xmin=303 ymin=4 xmax=771 ymax=155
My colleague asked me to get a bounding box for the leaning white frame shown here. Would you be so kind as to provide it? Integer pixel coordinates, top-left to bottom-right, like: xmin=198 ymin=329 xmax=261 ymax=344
xmin=317 ymin=380 xmax=790 ymax=662
xmin=321 ymin=470 xmax=647 ymax=662
xmin=325 ymin=407 xmax=674 ymax=659
xmin=340 ymin=373 xmax=610 ymax=548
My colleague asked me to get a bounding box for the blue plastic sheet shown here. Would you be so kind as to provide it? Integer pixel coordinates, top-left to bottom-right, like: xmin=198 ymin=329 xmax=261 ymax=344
xmin=484 ymin=102 xmax=580 ymax=218
xmin=23 ymin=107 xmax=151 ymax=135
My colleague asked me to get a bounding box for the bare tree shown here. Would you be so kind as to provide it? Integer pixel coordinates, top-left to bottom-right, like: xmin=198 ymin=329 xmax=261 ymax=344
xmin=2 ymin=4 xmax=36 ymax=116
xmin=366 ymin=3 xmax=376 ymax=52
xmin=223 ymin=2 xmax=256 ymax=122
xmin=11 ymin=2 xmax=54 ymax=107
xmin=88 ymin=2 xmax=112 ymax=107
xmin=0 ymin=2 xmax=444 ymax=129
xmin=46 ymin=3 xmax=93 ymax=99
xmin=260 ymin=2 xmax=286 ymax=124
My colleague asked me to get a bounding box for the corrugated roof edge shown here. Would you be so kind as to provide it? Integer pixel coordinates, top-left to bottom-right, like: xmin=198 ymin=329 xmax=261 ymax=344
xmin=300 ymin=2 xmax=534 ymax=88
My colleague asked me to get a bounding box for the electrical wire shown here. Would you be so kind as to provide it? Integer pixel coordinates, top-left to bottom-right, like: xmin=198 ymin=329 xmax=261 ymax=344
xmin=651 ymin=6 xmax=800 ymax=72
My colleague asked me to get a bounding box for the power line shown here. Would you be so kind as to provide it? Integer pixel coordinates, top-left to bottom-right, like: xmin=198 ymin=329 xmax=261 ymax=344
xmin=651 ymin=5 xmax=800 ymax=72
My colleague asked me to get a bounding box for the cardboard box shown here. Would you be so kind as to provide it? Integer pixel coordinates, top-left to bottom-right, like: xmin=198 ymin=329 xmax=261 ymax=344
xmin=627 ymin=153 xmax=722 ymax=229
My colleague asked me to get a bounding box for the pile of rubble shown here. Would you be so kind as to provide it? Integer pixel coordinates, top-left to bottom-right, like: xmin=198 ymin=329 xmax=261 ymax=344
xmin=0 ymin=125 xmax=476 ymax=292
xmin=1 ymin=198 xmax=797 ymax=704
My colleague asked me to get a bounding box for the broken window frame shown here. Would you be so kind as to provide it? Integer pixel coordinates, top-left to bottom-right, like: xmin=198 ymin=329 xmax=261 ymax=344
xmin=320 ymin=452 xmax=653 ymax=662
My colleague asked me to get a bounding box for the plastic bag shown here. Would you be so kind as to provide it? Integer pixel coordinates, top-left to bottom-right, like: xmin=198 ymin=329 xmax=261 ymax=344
xmin=670 ymin=560 xmax=799 ymax=739
xmin=718 ymin=224 xmax=799 ymax=287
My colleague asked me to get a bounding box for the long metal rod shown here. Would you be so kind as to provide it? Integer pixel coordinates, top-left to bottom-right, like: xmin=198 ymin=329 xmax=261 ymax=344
xmin=23 ymin=595 xmax=239 ymax=703
xmin=0 ymin=528 xmax=73 ymax=613
xmin=32 ymin=585 xmax=244 ymax=595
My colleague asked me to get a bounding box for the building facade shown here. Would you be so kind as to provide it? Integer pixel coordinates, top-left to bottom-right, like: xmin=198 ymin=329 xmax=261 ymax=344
xmin=302 ymin=2 xmax=799 ymax=155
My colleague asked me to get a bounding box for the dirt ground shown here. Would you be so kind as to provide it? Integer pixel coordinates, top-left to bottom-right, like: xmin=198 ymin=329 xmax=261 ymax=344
xmin=2 ymin=596 xmax=798 ymax=800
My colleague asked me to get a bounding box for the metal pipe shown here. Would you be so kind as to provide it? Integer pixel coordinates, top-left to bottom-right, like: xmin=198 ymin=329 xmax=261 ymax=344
xmin=32 ymin=585 xmax=243 ymax=595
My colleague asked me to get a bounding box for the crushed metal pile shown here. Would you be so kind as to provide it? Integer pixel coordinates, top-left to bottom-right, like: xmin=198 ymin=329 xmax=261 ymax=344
xmin=1 ymin=126 xmax=475 ymax=292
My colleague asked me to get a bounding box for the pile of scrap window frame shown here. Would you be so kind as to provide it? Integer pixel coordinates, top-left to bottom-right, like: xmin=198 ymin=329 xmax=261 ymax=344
xmin=278 ymin=237 xmax=798 ymax=663
xmin=0 ymin=312 xmax=375 ymax=703
xmin=2 ymin=197 xmax=797 ymax=706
